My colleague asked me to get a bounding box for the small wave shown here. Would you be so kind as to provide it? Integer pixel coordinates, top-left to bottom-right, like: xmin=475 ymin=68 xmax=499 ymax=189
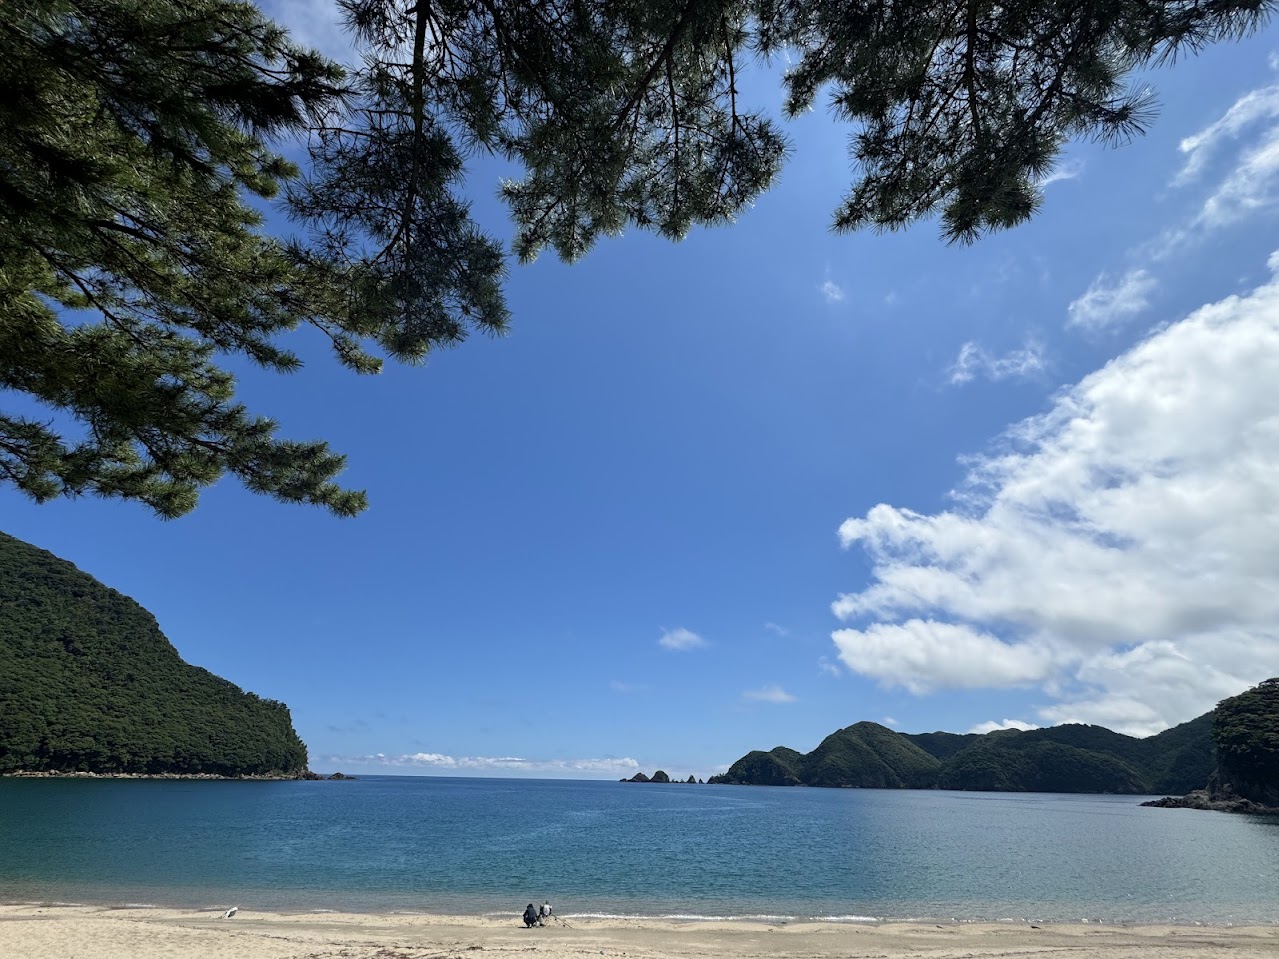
xmin=563 ymin=912 xmax=797 ymax=923
xmin=17 ymin=901 xmax=85 ymax=908
xmin=812 ymin=915 xmax=880 ymax=924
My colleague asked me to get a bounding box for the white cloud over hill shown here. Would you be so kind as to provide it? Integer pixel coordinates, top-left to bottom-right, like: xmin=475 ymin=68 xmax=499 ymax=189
xmin=834 ymin=256 xmax=1279 ymax=736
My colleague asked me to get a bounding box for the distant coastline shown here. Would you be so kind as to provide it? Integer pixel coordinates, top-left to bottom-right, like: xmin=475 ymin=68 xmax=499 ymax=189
xmin=1 ymin=770 xmax=355 ymax=781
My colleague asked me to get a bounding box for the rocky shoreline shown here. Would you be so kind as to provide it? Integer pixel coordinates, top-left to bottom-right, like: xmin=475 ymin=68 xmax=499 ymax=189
xmin=2 ymin=769 xmax=356 ymax=781
xmin=1141 ymin=789 xmax=1279 ymax=815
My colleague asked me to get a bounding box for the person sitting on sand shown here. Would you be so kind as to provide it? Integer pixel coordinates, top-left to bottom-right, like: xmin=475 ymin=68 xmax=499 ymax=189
xmin=539 ymin=900 xmax=553 ymax=923
xmin=523 ymin=903 xmax=539 ymax=927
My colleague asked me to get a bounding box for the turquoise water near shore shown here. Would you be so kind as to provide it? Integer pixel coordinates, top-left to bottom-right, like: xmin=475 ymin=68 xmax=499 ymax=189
xmin=1 ymin=776 xmax=1277 ymax=922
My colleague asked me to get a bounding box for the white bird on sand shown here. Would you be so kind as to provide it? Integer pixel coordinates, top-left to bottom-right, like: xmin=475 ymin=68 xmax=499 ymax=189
xmin=222 ymin=906 xmax=239 ymax=919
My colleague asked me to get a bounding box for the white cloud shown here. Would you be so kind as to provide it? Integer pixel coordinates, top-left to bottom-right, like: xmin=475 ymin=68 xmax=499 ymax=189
xmin=820 ymin=279 xmax=846 ymax=304
xmin=330 ymin=753 xmax=642 ymax=774
xmin=1037 ymin=159 xmax=1085 ymax=188
xmin=1175 ymin=83 xmax=1279 ymax=185
xmin=818 ymin=656 xmax=842 ymax=677
xmin=260 ymin=0 xmax=356 ymax=60
xmin=882 ymin=716 xmax=901 ymax=727
xmin=948 ymin=340 xmax=1046 ymax=385
xmin=832 ymin=620 xmax=1060 ymax=694
xmin=967 ymin=719 xmax=1040 ymax=734
xmin=1156 ymin=81 xmax=1279 ymax=240
xmin=833 ymin=257 xmax=1279 ymax=735
xmin=1196 ymin=125 xmax=1279 ymax=229
xmin=1066 ymin=269 xmax=1155 ymax=330
xmin=764 ymin=621 xmax=790 ymax=637
xmin=658 ymin=627 xmax=706 ymax=651
xmin=743 ymin=684 xmax=797 ymax=704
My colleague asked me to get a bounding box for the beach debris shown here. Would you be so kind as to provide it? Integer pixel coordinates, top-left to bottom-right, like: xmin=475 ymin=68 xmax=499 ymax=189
xmin=222 ymin=906 xmax=239 ymax=919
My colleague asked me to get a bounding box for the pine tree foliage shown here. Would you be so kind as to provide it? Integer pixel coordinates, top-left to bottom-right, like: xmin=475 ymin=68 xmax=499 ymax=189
xmin=2 ymin=0 xmax=1274 ymax=516
xmin=760 ymin=0 xmax=1274 ymax=241
xmin=0 ymin=0 xmax=372 ymax=517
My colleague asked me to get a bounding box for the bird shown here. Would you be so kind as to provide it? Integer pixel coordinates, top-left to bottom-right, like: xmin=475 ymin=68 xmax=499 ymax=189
xmin=222 ymin=906 xmax=239 ymax=919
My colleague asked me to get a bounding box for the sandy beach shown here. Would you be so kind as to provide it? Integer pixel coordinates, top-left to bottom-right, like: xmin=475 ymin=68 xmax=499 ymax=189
xmin=1 ymin=905 xmax=1275 ymax=959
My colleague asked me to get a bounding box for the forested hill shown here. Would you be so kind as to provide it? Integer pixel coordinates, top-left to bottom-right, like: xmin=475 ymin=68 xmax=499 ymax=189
xmin=709 ymin=714 xmax=1215 ymax=795
xmin=0 ymin=531 xmax=308 ymax=776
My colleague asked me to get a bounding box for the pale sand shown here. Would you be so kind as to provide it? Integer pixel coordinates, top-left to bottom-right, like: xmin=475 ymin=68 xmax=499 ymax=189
xmin=2 ymin=905 xmax=1277 ymax=959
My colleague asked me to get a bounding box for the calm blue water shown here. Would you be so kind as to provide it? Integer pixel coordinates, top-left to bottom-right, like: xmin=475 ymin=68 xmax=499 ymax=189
xmin=1 ymin=777 xmax=1277 ymax=922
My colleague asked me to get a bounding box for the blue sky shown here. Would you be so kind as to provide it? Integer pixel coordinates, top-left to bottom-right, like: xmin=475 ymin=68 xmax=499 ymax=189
xmin=6 ymin=17 xmax=1279 ymax=778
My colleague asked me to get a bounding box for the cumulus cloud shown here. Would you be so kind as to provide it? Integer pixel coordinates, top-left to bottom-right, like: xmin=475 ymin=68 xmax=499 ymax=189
xmin=820 ymin=279 xmax=846 ymax=304
xmin=967 ymin=719 xmax=1040 ymax=734
xmin=743 ymin=684 xmax=797 ymax=704
xmin=948 ymin=340 xmax=1047 ymax=385
xmin=833 ymin=257 xmax=1279 ymax=735
xmin=658 ymin=627 xmax=706 ymax=651
xmin=329 ymin=753 xmax=642 ymax=774
xmin=832 ymin=620 xmax=1060 ymax=694
xmin=1066 ymin=269 xmax=1155 ymax=330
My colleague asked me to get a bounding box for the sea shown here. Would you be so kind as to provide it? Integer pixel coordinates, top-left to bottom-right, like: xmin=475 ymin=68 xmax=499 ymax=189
xmin=1 ymin=776 xmax=1277 ymax=923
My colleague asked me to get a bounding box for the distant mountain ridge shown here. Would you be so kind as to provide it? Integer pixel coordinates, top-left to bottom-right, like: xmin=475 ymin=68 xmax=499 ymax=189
xmin=0 ymin=531 xmax=309 ymax=777
xmin=709 ymin=714 xmax=1215 ymax=795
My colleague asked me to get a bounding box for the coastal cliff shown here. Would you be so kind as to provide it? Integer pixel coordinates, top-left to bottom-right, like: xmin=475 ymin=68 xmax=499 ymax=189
xmin=1143 ymin=678 xmax=1279 ymax=813
xmin=711 ymin=713 xmax=1215 ymax=794
xmin=0 ymin=531 xmax=309 ymax=777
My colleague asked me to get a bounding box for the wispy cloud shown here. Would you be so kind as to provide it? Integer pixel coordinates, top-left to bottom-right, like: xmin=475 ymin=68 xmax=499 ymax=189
xmin=764 ymin=621 xmax=790 ymax=637
xmin=948 ymin=340 xmax=1046 ymax=385
xmin=1066 ymin=269 xmax=1155 ymax=330
xmin=1142 ymin=79 xmax=1279 ymax=256
xmin=658 ymin=627 xmax=706 ymax=651
xmin=1036 ymin=159 xmax=1085 ymax=188
xmin=1196 ymin=126 xmax=1279 ymax=229
xmin=820 ymin=279 xmax=846 ymax=304
xmin=818 ymin=656 xmax=841 ymax=677
xmin=328 ymin=752 xmax=642 ymax=774
xmin=259 ymin=0 xmax=356 ymax=60
xmin=743 ymin=684 xmax=797 ymax=704
xmin=610 ymin=680 xmax=648 ymax=693
xmin=1175 ymin=82 xmax=1279 ymax=185
xmin=882 ymin=716 xmax=901 ymax=727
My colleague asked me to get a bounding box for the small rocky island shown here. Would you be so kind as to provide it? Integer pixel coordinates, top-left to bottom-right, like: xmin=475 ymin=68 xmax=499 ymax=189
xmin=621 ymin=770 xmax=702 ymax=783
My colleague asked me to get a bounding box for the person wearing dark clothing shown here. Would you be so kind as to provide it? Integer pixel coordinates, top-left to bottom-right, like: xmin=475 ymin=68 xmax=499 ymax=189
xmin=523 ymin=903 xmax=539 ymax=927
